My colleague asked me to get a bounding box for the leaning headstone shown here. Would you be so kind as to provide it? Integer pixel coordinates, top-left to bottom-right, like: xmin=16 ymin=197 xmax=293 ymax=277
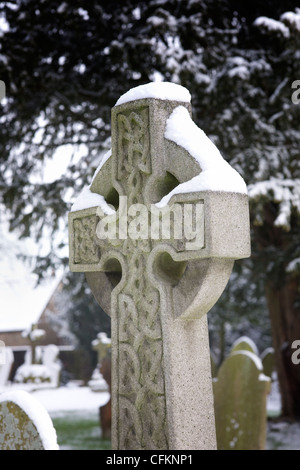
xmin=213 ymin=350 xmax=271 ymax=450
xmin=69 ymin=81 xmax=251 ymax=450
xmin=0 ymin=390 xmax=59 ymax=450
xmin=230 ymin=335 xmax=259 ymax=355
xmin=261 ymin=347 xmax=275 ymax=379
xmin=210 ymin=353 xmax=218 ymax=378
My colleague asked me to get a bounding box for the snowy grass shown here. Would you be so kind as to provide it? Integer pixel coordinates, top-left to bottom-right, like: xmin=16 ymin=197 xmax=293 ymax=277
xmin=51 ymin=410 xmax=111 ymax=450
xmin=266 ymin=378 xmax=300 ymax=450
xmin=31 ymin=386 xmax=111 ymax=450
xmin=2 ymin=382 xmax=300 ymax=450
xmin=0 ymin=385 xmax=112 ymax=450
xmin=267 ymin=420 xmax=300 ymax=451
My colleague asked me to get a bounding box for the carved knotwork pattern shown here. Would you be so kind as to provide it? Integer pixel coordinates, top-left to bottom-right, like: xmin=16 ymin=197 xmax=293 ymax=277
xmin=115 ymin=107 xmax=168 ymax=449
xmin=73 ymin=215 xmax=100 ymax=264
xmin=117 ymin=107 xmax=151 ymax=182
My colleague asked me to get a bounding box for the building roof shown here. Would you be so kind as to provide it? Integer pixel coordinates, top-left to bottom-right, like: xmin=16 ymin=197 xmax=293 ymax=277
xmin=0 ymin=248 xmax=63 ymax=333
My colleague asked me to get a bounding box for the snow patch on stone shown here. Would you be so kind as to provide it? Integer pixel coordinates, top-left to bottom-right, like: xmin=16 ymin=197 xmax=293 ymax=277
xmin=157 ymin=106 xmax=247 ymax=207
xmin=115 ymin=81 xmax=191 ymax=106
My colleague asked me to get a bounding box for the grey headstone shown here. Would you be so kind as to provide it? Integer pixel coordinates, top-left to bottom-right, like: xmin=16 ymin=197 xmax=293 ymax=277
xmin=213 ymin=350 xmax=271 ymax=450
xmin=261 ymin=347 xmax=275 ymax=379
xmin=231 ymin=335 xmax=259 ymax=355
xmin=0 ymin=390 xmax=59 ymax=450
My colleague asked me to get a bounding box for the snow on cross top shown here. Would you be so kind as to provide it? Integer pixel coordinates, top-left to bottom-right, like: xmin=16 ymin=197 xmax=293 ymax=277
xmin=115 ymin=81 xmax=191 ymax=106
xmin=157 ymin=106 xmax=247 ymax=207
xmin=71 ymin=82 xmax=247 ymax=212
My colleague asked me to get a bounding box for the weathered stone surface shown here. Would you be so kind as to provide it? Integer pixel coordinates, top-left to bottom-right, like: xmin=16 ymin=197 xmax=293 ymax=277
xmin=68 ymin=83 xmax=251 ymax=450
xmin=0 ymin=390 xmax=58 ymax=450
xmin=213 ymin=350 xmax=271 ymax=450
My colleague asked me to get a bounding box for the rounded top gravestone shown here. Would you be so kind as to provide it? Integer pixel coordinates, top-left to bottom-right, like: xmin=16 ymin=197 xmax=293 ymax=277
xmin=0 ymin=390 xmax=59 ymax=450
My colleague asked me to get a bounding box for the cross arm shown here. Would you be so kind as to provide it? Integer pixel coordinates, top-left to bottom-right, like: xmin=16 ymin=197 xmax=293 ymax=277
xmin=148 ymin=189 xmax=250 ymax=320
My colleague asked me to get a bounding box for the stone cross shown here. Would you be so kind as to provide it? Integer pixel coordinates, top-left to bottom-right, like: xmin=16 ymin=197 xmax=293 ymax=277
xmin=92 ymin=332 xmax=111 ymax=366
xmin=69 ymin=83 xmax=250 ymax=450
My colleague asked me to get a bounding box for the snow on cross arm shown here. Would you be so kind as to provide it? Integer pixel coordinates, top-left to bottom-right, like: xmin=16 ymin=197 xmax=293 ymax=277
xmin=71 ymin=83 xmax=247 ymax=212
xmin=71 ymin=81 xmax=192 ymax=212
xmin=70 ymin=149 xmax=115 ymax=214
xmin=70 ymin=185 xmax=115 ymax=215
xmin=156 ymin=105 xmax=247 ymax=207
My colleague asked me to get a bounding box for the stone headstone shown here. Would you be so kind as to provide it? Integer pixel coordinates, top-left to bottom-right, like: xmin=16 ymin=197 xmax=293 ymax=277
xmin=0 ymin=390 xmax=59 ymax=450
xmin=92 ymin=332 xmax=111 ymax=365
xmin=68 ymin=82 xmax=251 ymax=450
xmin=231 ymin=335 xmax=259 ymax=355
xmin=210 ymin=353 xmax=218 ymax=378
xmin=14 ymin=363 xmax=52 ymax=385
xmin=0 ymin=345 xmax=14 ymax=387
xmin=213 ymin=350 xmax=271 ymax=450
xmin=261 ymin=347 xmax=275 ymax=379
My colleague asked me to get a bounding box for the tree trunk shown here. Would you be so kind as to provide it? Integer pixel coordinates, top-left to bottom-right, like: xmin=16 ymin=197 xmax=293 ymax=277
xmin=266 ymin=277 xmax=300 ymax=419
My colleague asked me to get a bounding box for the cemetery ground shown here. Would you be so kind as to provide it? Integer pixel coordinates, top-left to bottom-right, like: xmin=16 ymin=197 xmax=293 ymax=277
xmin=1 ymin=380 xmax=299 ymax=450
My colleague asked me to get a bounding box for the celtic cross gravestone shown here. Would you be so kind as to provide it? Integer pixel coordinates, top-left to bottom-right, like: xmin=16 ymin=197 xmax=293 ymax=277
xmin=69 ymin=82 xmax=251 ymax=450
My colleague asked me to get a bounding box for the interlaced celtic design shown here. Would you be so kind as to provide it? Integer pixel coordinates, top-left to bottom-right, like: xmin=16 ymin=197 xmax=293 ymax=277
xmin=115 ymin=107 xmax=168 ymax=449
xmin=73 ymin=215 xmax=100 ymax=264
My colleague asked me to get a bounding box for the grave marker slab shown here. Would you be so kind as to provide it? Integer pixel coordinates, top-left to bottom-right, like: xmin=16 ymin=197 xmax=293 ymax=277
xmin=69 ymin=82 xmax=251 ymax=450
xmin=213 ymin=350 xmax=270 ymax=450
xmin=261 ymin=347 xmax=275 ymax=379
xmin=231 ymin=335 xmax=259 ymax=355
xmin=0 ymin=390 xmax=59 ymax=450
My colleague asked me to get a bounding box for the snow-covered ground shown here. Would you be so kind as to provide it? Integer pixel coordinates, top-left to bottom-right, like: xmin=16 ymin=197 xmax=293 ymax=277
xmin=266 ymin=378 xmax=300 ymax=450
xmin=1 ymin=378 xmax=300 ymax=450
xmin=32 ymin=384 xmax=110 ymax=415
xmin=0 ymin=382 xmax=110 ymax=416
